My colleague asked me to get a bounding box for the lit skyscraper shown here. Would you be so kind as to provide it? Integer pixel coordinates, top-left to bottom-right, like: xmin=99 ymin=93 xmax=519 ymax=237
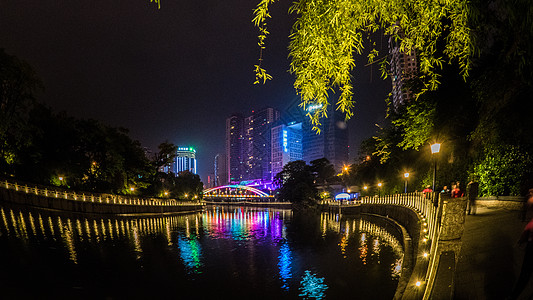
xmin=226 ymin=113 xmax=244 ymax=183
xmin=271 ymin=122 xmax=303 ymax=180
xmin=175 ymin=146 xmax=197 ymax=174
xmin=302 ymin=104 xmax=348 ymax=172
xmin=226 ymin=108 xmax=280 ymax=183
xmin=248 ymin=107 xmax=280 ymax=181
xmin=214 ymin=153 xmax=227 ymax=186
xmin=389 ymin=35 xmax=417 ymax=111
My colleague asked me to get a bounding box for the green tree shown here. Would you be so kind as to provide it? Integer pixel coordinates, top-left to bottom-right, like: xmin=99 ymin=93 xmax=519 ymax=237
xmin=174 ymin=170 xmax=203 ymax=200
xmin=274 ymin=160 xmax=317 ymax=205
xmin=0 ymin=49 xmax=42 ymax=175
xmin=254 ymin=0 xmax=479 ymax=127
xmin=472 ymin=145 xmax=531 ymax=196
xmin=153 ymin=141 xmax=178 ymax=171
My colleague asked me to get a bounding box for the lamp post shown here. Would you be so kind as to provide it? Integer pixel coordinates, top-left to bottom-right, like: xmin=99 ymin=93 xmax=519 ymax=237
xmin=404 ymin=172 xmax=410 ymax=193
xmin=431 ymin=143 xmax=441 ymax=192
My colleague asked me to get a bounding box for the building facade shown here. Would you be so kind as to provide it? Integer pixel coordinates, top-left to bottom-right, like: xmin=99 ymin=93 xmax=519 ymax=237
xmin=226 ymin=113 xmax=245 ymax=183
xmin=249 ymin=107 xmax=280 ymax=181
xmin=271 ymin=122 xmax=303 ymax=181
xmin=302 ymin=103 xmax=349 ymax=172
xmin=389 ymin=35 xmax=418 ymax=111
xmin=225 ymin=108 xmax=280 ymax=184
xmin=214 ymin=153 xmax=227 ymax=186
xmin=175 ymin=146 xmax=197 ymax=174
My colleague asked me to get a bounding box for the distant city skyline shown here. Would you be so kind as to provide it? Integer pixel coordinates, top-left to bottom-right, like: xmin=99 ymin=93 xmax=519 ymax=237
xmin=0 ymin=1 xmax=390 ymax=185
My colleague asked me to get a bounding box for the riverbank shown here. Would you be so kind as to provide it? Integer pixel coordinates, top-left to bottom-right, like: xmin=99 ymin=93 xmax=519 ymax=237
xmin=0 ymin=180 xmax=203 ymax=215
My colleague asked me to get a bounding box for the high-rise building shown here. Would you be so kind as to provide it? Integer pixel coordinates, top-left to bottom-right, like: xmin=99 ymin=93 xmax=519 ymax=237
xmin=389 ymin=35 xmax=417 ymax=111
xmin=175 ymin=146 xmax=197 ymax=174
xmin=226 ymin=113 xmax=245 ymax=183
xmin=248 ymin=107 xmax=280 ymax=181
xmin=302 ymin=103 xmax=349 ymax=172
xmin=271 ymin=121 xmax=303 ymax=180
xmin=214 ymin=153 xmax=227 ymax=186
xmin=225 ymin=108 xmax=280 ymax=184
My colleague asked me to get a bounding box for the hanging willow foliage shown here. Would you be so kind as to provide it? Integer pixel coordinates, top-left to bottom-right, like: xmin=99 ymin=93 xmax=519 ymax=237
xmin=253 ymin=0 xmax=473 ymax=130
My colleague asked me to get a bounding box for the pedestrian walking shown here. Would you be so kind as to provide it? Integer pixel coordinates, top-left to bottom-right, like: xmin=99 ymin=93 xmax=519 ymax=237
xmin=467 ymin=179 xmax=479 ymax=215
xmin=508 ymin=217 xmax=533 ymax=299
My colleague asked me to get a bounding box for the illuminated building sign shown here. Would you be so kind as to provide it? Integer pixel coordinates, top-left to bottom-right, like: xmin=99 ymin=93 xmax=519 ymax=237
xmin=283 ymin=130 xmax=288 ymax=152
xmin=306 ymin=103 xmax=323 ymax=112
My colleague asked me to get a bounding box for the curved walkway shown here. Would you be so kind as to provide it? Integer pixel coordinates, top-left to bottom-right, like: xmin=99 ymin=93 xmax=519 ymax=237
xmin=454 ymin=206 xmax=532 ymax=299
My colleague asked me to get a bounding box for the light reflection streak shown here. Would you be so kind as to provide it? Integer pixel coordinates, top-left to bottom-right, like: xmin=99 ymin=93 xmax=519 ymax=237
xmin=177 ymin=236 xmax=202 ymax=274
xmin=1 ymin=207 xmax=10 ymax=235
xmin=278 ymin=241 xmax=292 ymax=290
xmin=0 ymin=205 xmax=293 ymax=286
xmin=29 ymin=212 xmax=36 ymax=237
xmin=321 ymin=212 xmax=404 ymax=278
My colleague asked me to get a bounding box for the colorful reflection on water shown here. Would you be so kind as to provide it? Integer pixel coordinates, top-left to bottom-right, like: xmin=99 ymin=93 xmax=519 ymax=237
xmin=0 ymin=203 xmax=404 ymax=299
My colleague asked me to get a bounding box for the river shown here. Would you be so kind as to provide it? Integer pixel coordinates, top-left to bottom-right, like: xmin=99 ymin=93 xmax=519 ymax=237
xmin=0 ymin=203 xmax=403 ymax=299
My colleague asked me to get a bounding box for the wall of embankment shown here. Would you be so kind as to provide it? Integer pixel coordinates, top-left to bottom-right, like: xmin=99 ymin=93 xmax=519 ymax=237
xmin=323 ymin=204 xmax=423 ymax=299
xmin=0 ymin=188 xmax=203 ymax=215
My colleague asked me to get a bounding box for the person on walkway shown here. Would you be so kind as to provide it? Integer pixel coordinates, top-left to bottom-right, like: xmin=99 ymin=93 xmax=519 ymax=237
xmin=521 ymin=189 xmax=533 ymax=222
xmin=508 ymin=217 xmax=533 ymax=299
xmin=467 ymin=179 xmax=479 ymax=215
xmin=451 ymin=183 xmax=464 ymax=198
xmin=422 ymin=185 xmax=433 ymax=199
xmin=440 ymin=185 xmax=450 ymax=194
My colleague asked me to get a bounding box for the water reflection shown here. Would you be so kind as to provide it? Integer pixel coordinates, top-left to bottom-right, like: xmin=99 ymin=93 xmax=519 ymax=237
xmin=278 ymin=241 xmax=293 ymax=290
xmin=321 ymin=212 xmax=404 ymax=274
xmin=299 ymin=270 xmax=328 ymax=300
xmin=0 ymin=204 xmax=403 ymax=299
xmin=178 ymin=236 xmax=203 ymax=273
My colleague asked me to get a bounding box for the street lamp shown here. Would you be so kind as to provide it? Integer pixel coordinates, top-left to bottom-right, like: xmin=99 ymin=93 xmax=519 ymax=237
xmin=404 ymin=173 xmax=410 ymax=193
xmin=431 ymin=143 xmax=441 ymax=191
xmin=378 ymin=182 xmax=383 ymax=197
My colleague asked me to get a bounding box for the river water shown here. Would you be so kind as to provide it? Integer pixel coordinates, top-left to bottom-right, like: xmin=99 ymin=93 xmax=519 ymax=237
xmin=0 ymin=203 xmax=403 ymax=299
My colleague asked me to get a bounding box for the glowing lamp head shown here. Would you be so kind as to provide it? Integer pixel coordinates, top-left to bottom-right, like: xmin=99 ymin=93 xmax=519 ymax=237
xmin=431 ymin=143 xmax=441 ymax=154
xmin=58 ymin=176 xmax=63 ymax=181
xmin=363 ymin=186 xmax=368 ymax=190
xmin=130 ymin=187 xmax=135 ymax=191
xmin=378 ymin=182 xmax=383 ymax=187
xmin=416 ymin=281 xmax=422 ymax=287
xmin=404 ymin=172 xmax=410 ymax=178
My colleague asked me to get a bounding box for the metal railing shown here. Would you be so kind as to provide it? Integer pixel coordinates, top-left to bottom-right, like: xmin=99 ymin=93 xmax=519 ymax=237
xmin=2 ymin=179 xmax=202 ymax=207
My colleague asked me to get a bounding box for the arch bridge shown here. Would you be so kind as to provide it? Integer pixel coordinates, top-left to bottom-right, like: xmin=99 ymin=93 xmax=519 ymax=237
xmin=203 ymin=185 xmax=274 ymax=201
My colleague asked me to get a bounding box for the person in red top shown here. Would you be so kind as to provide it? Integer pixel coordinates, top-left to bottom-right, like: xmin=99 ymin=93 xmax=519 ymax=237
xmin=422 ymin=185 xmax=433 ymax=199
xmin=422 ymin=185 xmax=433 ymax=194
xmin=451 ymin=182 xmax=464 ymax=198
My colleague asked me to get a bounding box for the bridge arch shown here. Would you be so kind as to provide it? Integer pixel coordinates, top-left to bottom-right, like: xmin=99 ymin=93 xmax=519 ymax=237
xmin=203 ymin=185 xmax=270 ymax=197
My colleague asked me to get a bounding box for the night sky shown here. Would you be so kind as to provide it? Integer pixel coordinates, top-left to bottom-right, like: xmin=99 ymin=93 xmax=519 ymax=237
xmin=1 ymin=0 xmax=389 ymax=183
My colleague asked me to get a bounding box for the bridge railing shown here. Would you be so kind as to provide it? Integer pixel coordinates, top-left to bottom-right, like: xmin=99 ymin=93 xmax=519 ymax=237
xmin=2 ymin=179 xmax=201 ymax=207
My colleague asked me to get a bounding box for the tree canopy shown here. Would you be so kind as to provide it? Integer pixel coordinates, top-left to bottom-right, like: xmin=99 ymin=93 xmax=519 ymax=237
xmin=254 ymin=0 xmax=532 ymax=130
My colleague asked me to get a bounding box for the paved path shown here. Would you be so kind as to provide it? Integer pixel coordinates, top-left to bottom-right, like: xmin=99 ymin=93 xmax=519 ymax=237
xmin=454 ymin=206 xmax=533 ymax=299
